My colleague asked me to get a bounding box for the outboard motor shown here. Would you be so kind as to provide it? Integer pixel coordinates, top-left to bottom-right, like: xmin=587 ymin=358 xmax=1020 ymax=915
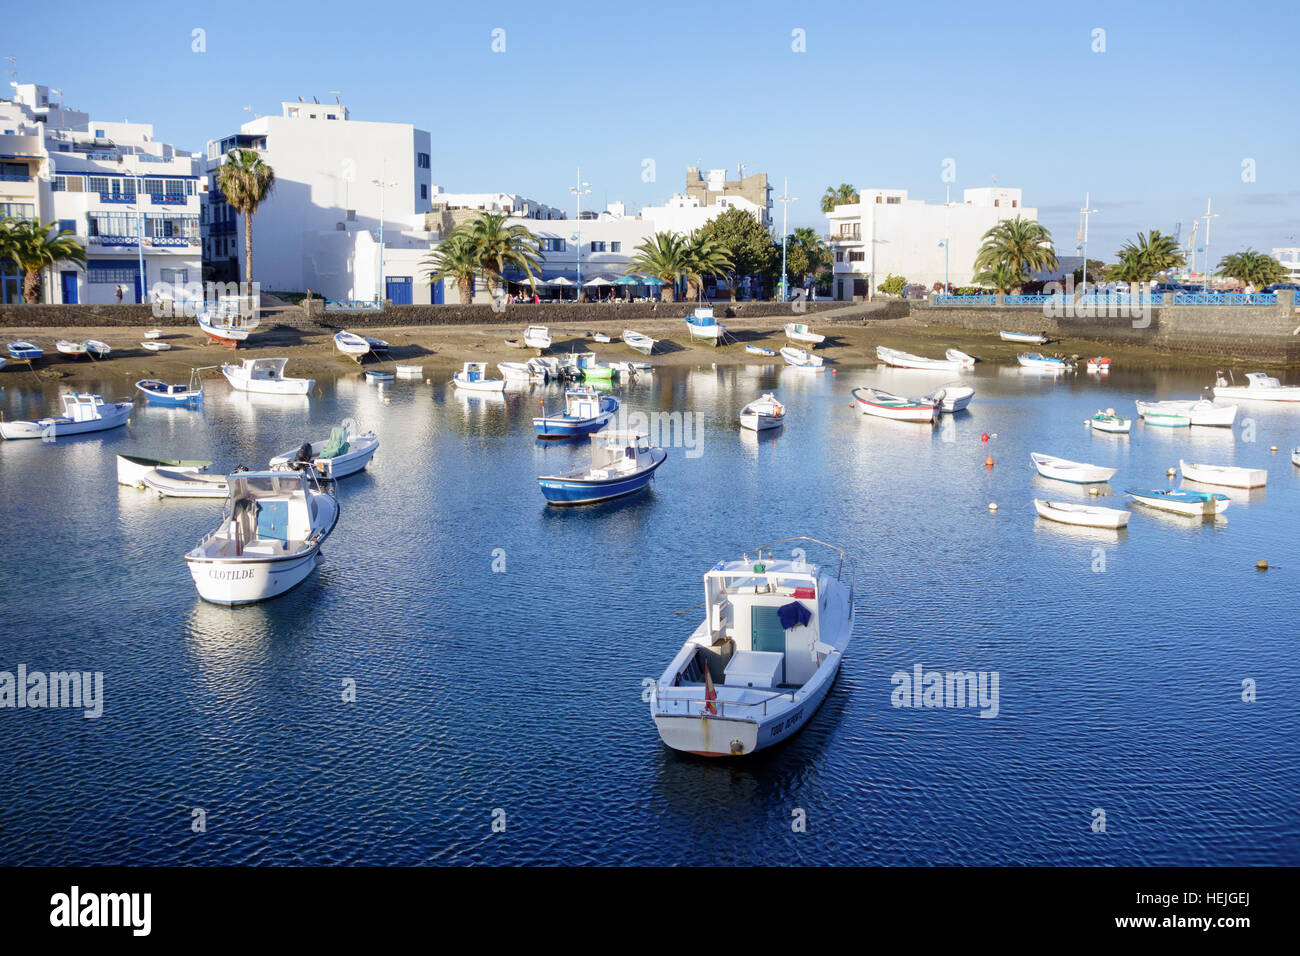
xmin=290 ymin=443 xmax=314 ymax=471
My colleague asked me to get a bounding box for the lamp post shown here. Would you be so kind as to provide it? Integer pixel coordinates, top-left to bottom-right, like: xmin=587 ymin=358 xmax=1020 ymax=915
xmin=132 ymin=154 xmax=146 ymax=304
xmin=371 ymin=161 xmax=396 ymax=303
xmin=1200 ymin=198 xmax=1219 ymax=292
xmin=1079 ymin=192 xmax=1097 ymax=292
xmin=940 ymin=186 xmax=952 ymax=293
xmin=777 ymin=177 xmax=796 ymax=301
xmin=570 ymin=167 xmax=590 ymax=301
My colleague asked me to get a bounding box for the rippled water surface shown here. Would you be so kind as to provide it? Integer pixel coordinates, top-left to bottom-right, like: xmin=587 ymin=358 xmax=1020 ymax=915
xmin=1 ymin=357 xmax=1297 ymax=865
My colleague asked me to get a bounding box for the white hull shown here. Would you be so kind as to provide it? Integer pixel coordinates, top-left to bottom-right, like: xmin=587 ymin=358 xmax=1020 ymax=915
xmin=784 ymin=325 xmax=825 ymax=347
xmin=926 ymin=384 xmax=974 ymax=412
xmin=622 ymin=331 xmax=656 ymax=355
xmin=334 ymin=331 xmax=371 ymax=357
xmin=523 ymin=327 xmax=551 ymax=351
xmin=116 ymin=455 xmax=209 ymax=488
xmin=497 ymin=362 xmax=536 ymax=382
xmin=853 ymin=388 xmax=939 ymax=422
xmin=1212 ymin=385 xmax=1300 ymax=402
xmin=222 ymin=366 xmax=314 ymax=395
xmin=876 ymin=346 xmax=961 ymax=371
xmin=1031 ymin=453 xmax=1117 ymax=484
xmin=1001 ymin=331 xmax=1049 ymax=344
xmin=1090 ymin=416 xmax=1132 ymax=434
xmin=944 ymin=348 xmax=977 ymax=368
xmin=688 ymin=327 xmax=726 ymax=345
xmin=268 ymin=433 xmax=379 ymax=480
xmin=1179 ymin=459 xmax=1266 ymax=489
xmin=188 ymin=549 xmax=321 ymax=605
xmin=0 ymin=401 xmax=132 ymax=440
xmin=1034 ymin=499 xmax=1129 ymax=528
xmin=144 ymin=468 xmax=231 ymax=498
xmin=780 ymin=347 xmax=823 ymax=369
xmin=395 ymin=365 xmax=423 ymax=378
xmin=1138 ymin=399 xmax=1237 ymax=427
xmin=739 ymin=395 xmax=785 ymax=432
xmin=454 ymin=376 xmax=507 ymax=392
xmin=1128 ymin=491 xmax=1229 ymax=517
xmin=141 ymin=341 xmax=171 ymax=352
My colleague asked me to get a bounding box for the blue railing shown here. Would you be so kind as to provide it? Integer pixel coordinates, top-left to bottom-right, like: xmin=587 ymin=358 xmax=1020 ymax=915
xmin=935 ymin=294 xmax=996 ymax=306
xmin=149 ymin=195 xmax=189 ymax=205
xmin=97 ymin=194 xmax=135 ymax=204
xmin=1003 ymin=294 xmax=1052 ymax=305
xmin=1225 ymin=293 xmax=1277 ymax=305
xmin=1071 ymin=293 xmax=1165 ymax=306
xmin=325 ymin=299 xmax=383 ymax=312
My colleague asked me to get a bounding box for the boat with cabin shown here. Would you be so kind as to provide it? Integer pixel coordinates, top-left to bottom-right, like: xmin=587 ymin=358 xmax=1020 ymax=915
xmin=0 ymin=392 xmax=133 ymax=440
xmin=650 ymin=538 xmax=854 ymax=757
xmin=685 ymin=307 xmax=726 ymax=345
xmin=453 ymin=361 xmax=506 ymax=392
xmin=537 ymin=430 xmax=665 ymax=505
xmin=222 ymin=358 xmax=314 ymax=395
xmin=534 ymin=386 xmax=619 ymax=439
xmin=1212 ymin=371 xmax=1300 ymax=402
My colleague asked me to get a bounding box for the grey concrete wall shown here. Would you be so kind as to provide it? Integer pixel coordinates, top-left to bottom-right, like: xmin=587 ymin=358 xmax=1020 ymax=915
xmin=0 ymin=304 xmax=177 ymax=328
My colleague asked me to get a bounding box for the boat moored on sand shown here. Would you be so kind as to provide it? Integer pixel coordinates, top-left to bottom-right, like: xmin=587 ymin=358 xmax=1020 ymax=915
xmin=685 ymin=307 xmax=726 ymax=346
xmin=650 ymin=537 xmax=854 ymax=757
xmin=1001 ymin=330 xmax=1049 ymax=344
xmin=876 ymin=346 xmax=962 ymax=371
xmin=622 ymin=330 xmax=656 ymax=355
xmin=784 ymin=323 xmax=825 ymax=348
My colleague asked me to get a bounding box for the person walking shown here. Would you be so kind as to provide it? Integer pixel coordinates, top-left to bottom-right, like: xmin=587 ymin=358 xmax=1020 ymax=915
xmin=114 ymin=284 xmax=123 ymax=303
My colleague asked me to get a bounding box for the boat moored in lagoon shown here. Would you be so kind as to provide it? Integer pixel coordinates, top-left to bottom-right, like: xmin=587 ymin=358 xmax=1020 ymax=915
xmin=923 ymin=383 xmax=974 ymax=413
xmin=739 ymin=393 xmax=786 ymax=431
xmin=945 ymin=348 xmax=978 ymax=367
xmin=1030 ymin=453 xmax=1117 ymax=484
xmin=1179 ymin=459 xmax=1267 ymax=489
xmin=116 ymin=454 xmax=214 ymax=488
xmin=537 ymin=430 xmax=665 ymax=505
xmin=1018 ymin=352 xmax=1073 ymax=372
xmin=523 ymin=325 xmax=552 ymax=351
xmin=183 ymin=470 xmax=339 ymax=605
xmin=851 ymin=386 xmax=939 ymax=423
xmin=685 ymin=307 xmax=726 ymax=346
xmin=1212 ymin=371 xmax=1300 ymax=402
xmin=1086 ymin=356 xmax=1111 ymax=374
xmin=650 ymin=537 xmax=854 ymax=757
xmin=222 ymin=358 xmax=314 ymax=395
xmin=135 ymin=375 xmax=204 ymax=406
xmin=534 ymin=386 xmax=619 ymax=439
xmin=268 ymin=424 xmax=379 ymax=480
xmin=780 ymin=346 xmax=823 ymax=370
xmin=1126 ymin=488 xmax=1229 ymax=517
xmin=876 ymin=346 xmax=963 ymax=371
xmin=1136 ymin=399 xmax=1237 ymax=427
xmin=1089 ymin=410 xmax=1131 ymax=433
xmin=0 ymin=392 xmax=132 ymax=440
xmin=1033 ymin=499 xmax=1130 ymax=529
xmin=453 ymin=361 xmax=507 ymax=392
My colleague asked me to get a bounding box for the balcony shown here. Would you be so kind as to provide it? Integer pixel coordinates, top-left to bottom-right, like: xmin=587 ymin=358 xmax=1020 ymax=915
xmin=828 ymin=231 xmax=862 ymax=243
xmin=148 ymin=194 xmax=191 ymax=206
xmin=97 ymin=193 xmax=136 ymax=204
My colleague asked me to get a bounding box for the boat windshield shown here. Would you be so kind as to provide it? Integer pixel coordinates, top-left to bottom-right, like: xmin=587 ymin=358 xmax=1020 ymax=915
xmin=226 ymin=472 xmax=307 ymax=500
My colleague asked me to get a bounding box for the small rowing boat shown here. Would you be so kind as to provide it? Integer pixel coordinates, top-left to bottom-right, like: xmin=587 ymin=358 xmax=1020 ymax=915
xmin=876 ymin=346 xmax=963 ymax=371
xmin=1001 ymin=330 xmax=1049 ymax=344
xmin=1179 ymin=459 xmax=1266 ymax=489
xmin=945 ymin=348 xmax=978 ymax=367
xmin=141 ymin=340 xmax=171 ymax=352
xmin=784 ymin=323 xmax=825 ymax=347
xmin=622 ymin=330 xmax=656 ymax=355
xmin=745 ymin=345 xmax=776 ymax=357
xmin=1030 ymin=453 xmax=1117 ymax=484
xmin=924 ymin=383 xmax=974 ymax=412
xmin=1089 ymin=410 xmax=1131 ymax=433
xmin=739 ymin=393 xmax=786 ymax=431
xmin=1018 ymin=352 xmax=1072 ymax=371
xmin=780 ymin=346 xmax=823 ymax=370
xmin=116 ymin=454 xmax=213 ymax=489
xmin=851 ymin=386 xmax=939 ymax=423
xmin=334 ymin=330 xmax=371 ymax=359
xmin=1033 ymin=499 xmax=1129 ymax=529
xmin=1126 ymin=488 xmax=1229 ymax=517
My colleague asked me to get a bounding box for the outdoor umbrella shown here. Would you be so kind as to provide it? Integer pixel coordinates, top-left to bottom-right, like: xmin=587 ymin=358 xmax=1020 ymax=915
xmin=583 ymin=276 xmax=614 ymax=287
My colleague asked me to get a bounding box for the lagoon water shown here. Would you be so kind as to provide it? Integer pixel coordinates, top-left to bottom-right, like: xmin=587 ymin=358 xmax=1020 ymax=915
xmin=1 ymin=358 xmax=1297 ymax=865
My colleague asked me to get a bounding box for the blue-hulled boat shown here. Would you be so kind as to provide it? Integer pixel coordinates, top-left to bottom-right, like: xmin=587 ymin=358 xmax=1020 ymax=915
xmin=1017 ymin=352 xmax=1072 ymax=371
xmin=533 ymin=387 xmax=619 ymax=439
xmin=135 ymin=374 xmax=203 ymax=406
xmin=538 ymin=431 xmax=666 ymax=505
xmin=7 ymin=341 xmax=43 ymax=360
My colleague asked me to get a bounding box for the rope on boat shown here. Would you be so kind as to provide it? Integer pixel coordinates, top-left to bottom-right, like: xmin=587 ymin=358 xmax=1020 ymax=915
xmin=673 ymin=602 xmax=705 ymax=616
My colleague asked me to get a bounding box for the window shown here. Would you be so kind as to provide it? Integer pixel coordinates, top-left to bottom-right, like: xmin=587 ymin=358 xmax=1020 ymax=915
xmin=417 ymin=153 xmax=430 ymax=169
xmin=0 ymin=202 xmax=34 ymax=219
xmin=94 ymin=129 xmax=105 ymax=138
xmin=1011 ymin=200 xmax=1018 ymax=208
xmin=539 ymin=238 xmax=566 ymax=252
xmin=57 ymin=219 xmax=76 ymax=235
xmin=610 ymin=241 xmax=621 ymax=253
xmin=835 ymin=250 xmax=843 ymax=263
xmin=420 ymin=184 xmax=427 ymax=200
xmin=994 ymin=200 xmax=1000 ymax=207
xmin=87 ymin=261 xmax=141 ymax=284
xmin=590 ymin=241 xmax=606 ymax=252
xmin=849 ymin=251 xmax=864 ymax=262
xmin=886 ymin=196 xmax=900 ymax=204
xmin=159 ymin=268 xmax=188 ymax=284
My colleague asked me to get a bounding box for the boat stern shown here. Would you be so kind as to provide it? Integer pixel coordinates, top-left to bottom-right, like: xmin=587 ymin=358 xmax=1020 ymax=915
xmin=652 ymin=711 xmax=761 ymax=757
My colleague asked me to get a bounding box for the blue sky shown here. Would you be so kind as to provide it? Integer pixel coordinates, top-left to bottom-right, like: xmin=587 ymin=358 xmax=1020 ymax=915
xmin=9 ymin=0 xmax=1297 ymax=263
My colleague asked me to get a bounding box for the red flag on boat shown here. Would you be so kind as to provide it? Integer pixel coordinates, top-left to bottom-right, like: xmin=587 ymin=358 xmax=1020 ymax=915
xmin=703 ymin=666 xmax=717 ymax=716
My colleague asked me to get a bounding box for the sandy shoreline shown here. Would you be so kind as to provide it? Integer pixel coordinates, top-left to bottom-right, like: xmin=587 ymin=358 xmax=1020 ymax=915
xmin=0 ymin=315 xmax=1231 ymax=389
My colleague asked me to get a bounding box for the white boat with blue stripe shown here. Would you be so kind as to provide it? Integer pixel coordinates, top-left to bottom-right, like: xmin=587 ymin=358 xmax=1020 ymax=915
xmin=651 ymin=538 xmax=854 ymax=757
xmin=685 ymin=307 xmax=726 ymax=345
xmin=537 ymin=430 xmax=665 ymax=505
xmin=533 ymin=386 xmax=619 ymax=439
xmin=1018 ymin=352 xmax=1072 ymax=371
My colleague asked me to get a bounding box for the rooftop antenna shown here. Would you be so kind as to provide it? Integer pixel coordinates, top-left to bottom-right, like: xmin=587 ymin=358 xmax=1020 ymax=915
xmin=329 ymin=90 xmax=342 ymax=104
xmin=297 ymin=95 xmax=304 ymax=102
xmin=312 ymin=95 xmax=319 ymax=104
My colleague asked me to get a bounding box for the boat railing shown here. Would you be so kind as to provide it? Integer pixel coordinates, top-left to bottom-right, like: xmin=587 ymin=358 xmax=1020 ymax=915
xmin=653 ymin=687 xmax=794 ymax=718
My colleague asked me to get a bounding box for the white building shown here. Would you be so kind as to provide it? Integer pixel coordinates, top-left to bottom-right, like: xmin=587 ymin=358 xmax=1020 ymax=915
xmin=640 ymin=192 xmax=767 ymax=235
xmin=429 ymin=186 xmax=564 ymax=220
xmin=0 ymin=83 xmax=202 ymax=304
xmin=204 ymin=98 xmax=432 ymax=298
xmin=826 ymin=187 xmax=1038 ymax=299
xmin=1272 ymin=248 xmax=1300 ymax=282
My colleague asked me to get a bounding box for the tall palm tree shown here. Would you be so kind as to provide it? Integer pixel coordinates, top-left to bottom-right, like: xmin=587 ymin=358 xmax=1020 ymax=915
xmin=973 ymin=263 xmax=1024 ymax=294
xmin=462 ymin=211 xmax=543 ymax=295
xmin=5 ymin=218 xmax=87 ymax=303
xmin=626 ymin=232 xmax=690 ymax=302
xmin=1216 ymin=249 xmax=1287 ymax=289
xmin=422 ymin=232 xmax=480 ymax=305
xmin=216 ymin=148 xmax=275 ymax=289
xmin=1109 ymin=230 xmax=1185 ymax=283
xmin=820 ymin=183 xmax=859 ymax=213
xmin=682 ymin=231 xmax=734 ymax=301
xmin=973 ymin=216 xmax=1058 ymax=280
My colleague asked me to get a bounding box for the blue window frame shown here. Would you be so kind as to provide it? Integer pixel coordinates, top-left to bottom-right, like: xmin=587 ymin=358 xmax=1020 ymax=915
xmin=57 ymin=219 xmax=76 ymax=235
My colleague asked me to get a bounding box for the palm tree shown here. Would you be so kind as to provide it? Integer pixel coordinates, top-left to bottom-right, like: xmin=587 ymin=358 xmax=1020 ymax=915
xmin=5 ymin=218 xmax=87 ymax=303
xmin=1216 ymin=249 xmax=1288 ymax=290
xmin=820 ymin=183 xmax=859 ymax=213
xmin=682 ymin=231 xmax=734 ymax=301
xmin=422 ymin=232 xmax=480 ymax=305
xmin=973 ymin=216 xmax=1058 ymax=281
xmin=626 ymin=232 xmax=691 ymax=302
xmin=461 ymin=211 xmax=543 ymax=296
xmin=973 ymin=263 xmax=1024 ymax=294
xmin=1109 ymin=230 xmax=1185 ymax=283
xmin=786 ymin=227 xmax=829 ymax=287
xmin=216 ymin=148 xmax=275 ymax=289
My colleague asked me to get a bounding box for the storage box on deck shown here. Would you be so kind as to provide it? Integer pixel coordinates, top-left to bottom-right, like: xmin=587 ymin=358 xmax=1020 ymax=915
xmin=724 ymin=650 xmax=784 ymax=689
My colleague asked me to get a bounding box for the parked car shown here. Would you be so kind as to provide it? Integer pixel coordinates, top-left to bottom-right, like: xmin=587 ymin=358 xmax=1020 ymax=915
xmin=1264 ymin=283 xmax=1300 ymax=293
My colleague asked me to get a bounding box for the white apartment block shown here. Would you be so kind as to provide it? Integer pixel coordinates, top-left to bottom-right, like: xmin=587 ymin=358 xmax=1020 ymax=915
xmin=429 ymin=186 xmax=564 ymax=220
xmin=1272 ymin=248 xmax=1300 ymax=282
xmin=204 ymin=97 xmax=432 ymax=297
xmin=0 ymin=83 xmax=202 ymax=305
xmin=826 ymin=187 xmax=1038 ymax=298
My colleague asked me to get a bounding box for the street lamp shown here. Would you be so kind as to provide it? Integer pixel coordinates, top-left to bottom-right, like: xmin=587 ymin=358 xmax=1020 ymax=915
xmin=371 ymin=161 xmax=396 ymax=303
xmin=1079 ymin=192 xmax=1097 ymax=292
xmin=131 ymin=153 xmax=146 ymax=304
xmin=1200 ymin=198 xmax=1219 ymax=292
xmin=777 ymin=177 xmax=797 ymax=301
xmin=570 ymin=167 xmax=590 ymax=299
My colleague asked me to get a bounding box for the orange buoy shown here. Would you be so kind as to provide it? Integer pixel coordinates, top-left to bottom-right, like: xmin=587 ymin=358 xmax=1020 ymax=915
xmin=985 ymin=456 xmax=994 ymax=468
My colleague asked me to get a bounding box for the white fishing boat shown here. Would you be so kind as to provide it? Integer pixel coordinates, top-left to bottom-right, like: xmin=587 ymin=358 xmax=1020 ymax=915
xmin=685 ymin=307 xmax=726 ymax=346
xmin=533 ymin=386 xmax=619 ymax=439
xmin=650 ymin=538 xmax=854 ymax=757
xmin=83 ymin=340 xmax=111 ymax=358
xmin=739 ymin=393 xmax=786 ymax=431
xmin=364 ymin=370 xmax=393 ymax=385
xmin=268 ymin=425 xmax=379 ymax=480
xmin=1001 ymin=330 xmax=1049 ymax=344
xmin=395 ymin=364 xmax=423 ymax=379
xmin=876 ymin=346 xmax=962 ymax=371
xmin=1089 ymin=409 xmax=1132 ymax=433
xmin=1126 ymin=488 xmax=1229 ymax=517
xmin=196 ymin=307 xmax=259 ymax=348
xmin=135 ymin=375 xmax=203 ymax=406
xmin=1033 ymin=499 xmax=1130 ymax=529
xmin=56 ymin=340 xmax=87 ymax=358
xmin=144 ymin=329 xmax=163 ymax=340
xmin=780 ymin=346 xmax=823 ymax=370
xmin=592 ymin=332 xmax=612 ymax=344
xmin=221 ymin=358 xmax=314 ymax=395
xmin=784 ymin=323 xmax=825 ymax=347
xmin=851 ymin=386 xmax=939 ymax=423
xmin=1018 ymin=352 xmax=1072 ymax=371
xmin=1030 ymin=453 xmax=1117 ymax=484
xmin=116 ymin=454 xmax=213 ymax=488
xmin=523 ymin=325 xmax=552 ymax=351
xmin=622 ymin=330 xmax=656 ymax=355
xmin=453 ymin=361 xmax=506 ymax=392
xmin=141 ymin=340 xmax=171 ymax=352
xmin=745 ymin=345 xmax=776 ymax=357
xmin=945 ymin=348 xmax=978 ymax=367
xmin=1179 ymin=459 xmax=1267 ymax=489
xmin=333 ymin=330 xmax=371 ymax=360
xmin=1136 ymin=399 xmax=1236 ymax=427
xmin=497 ymin=361 xmax=538 ymax=382
xmin=0 ymin=393 xmax=133 ymax=440
xmin=1212 ymin=371 xmax=1300 ymax=402
xmin=183 ymin=470 xmax=339 ymax=605
xmin=923 ymin=383 xmax=974 ymax=413
xmin=537 ymin=430 xmax=666 ymax=505
xmin=1294 ymin=447 xmax=1300 ymax=468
